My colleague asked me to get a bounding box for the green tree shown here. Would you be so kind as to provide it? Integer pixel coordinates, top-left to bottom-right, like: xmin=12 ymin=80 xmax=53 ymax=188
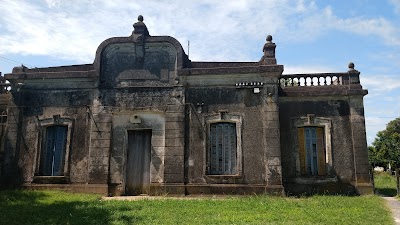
xmin=368 ymin=146 xmax=382 ymax=167
xmin=370 ymin=117 xmax=400 ymax=169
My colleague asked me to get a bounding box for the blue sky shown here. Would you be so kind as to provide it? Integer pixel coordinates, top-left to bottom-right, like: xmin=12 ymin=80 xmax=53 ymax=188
xmin=0 ymin=0 xmax=399 ymax=145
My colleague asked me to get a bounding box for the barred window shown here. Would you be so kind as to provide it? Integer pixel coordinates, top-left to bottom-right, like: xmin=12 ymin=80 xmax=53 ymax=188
xmin=208 ymin=122 xmax=237 ymax=175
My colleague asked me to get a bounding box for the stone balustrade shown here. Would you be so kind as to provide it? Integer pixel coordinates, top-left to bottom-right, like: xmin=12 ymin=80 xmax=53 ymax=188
xmin=279 ymin=73 xmax=345 ymax=87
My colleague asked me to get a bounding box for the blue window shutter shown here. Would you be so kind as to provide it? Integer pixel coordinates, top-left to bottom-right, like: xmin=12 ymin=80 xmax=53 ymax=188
xmin=305 ymin=128 xmax=312 ymax=175
xmin=210 ymin=124 xmax=217 ymax=174
xmin=40 ymin=126 xmax=55 ymax=175
xmin=40 ymin=126 xmax=67 ymax=176
xmin=229 ymin=124 xmax=237 ymax=174
xmin=52 ymin=126 xmax=67 ymax=176
xmin=304 ymin=127 xmax=319 ymax=176
xmin=216 ymin=124 xmax=222 ymax=174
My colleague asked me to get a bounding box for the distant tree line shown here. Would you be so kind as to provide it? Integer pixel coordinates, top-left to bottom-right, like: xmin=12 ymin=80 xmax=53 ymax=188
xmin=369 ymin=117 xmax=400 ymax=170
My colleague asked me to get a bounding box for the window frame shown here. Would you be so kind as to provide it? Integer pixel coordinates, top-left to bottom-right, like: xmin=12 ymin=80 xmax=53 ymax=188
xmin=208 ymin=122 xmax=237 ymax=175
xmin=204 ymin=112 xmax=242 ymax=177
xmin=292 ymin=115 xmax=333 ymax=177
xmin=298 ymin=126 xmax=326 ymax=176
xmin=34 ymin=116 xmax=73 ymax=179
xmin=39 ymin=125 xmax=68 ymax=176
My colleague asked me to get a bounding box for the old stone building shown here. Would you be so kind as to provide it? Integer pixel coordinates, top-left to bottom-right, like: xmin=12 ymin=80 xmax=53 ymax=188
xmin=0 ymin=16 xmax=373 ymax=196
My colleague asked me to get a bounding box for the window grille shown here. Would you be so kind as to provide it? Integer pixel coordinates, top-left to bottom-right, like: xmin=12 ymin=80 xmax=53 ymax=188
xmin=209 ymin=122 xmax=237 ymax=175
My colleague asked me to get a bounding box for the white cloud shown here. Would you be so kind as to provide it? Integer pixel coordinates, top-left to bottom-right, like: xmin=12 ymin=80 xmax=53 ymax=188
xmin=0 ymin=0 xmax=398 ymax=147
xmin=0 ymin=0 xmax=399 ymax=65
xmin=0 ymin=0 xmax=136 ymax=63
xmin=281 ymin=3 xmax=400 ymax=46
xmin=338 ymin=17 xmax=400 ymax=46
xmin=388 ymin=0 xmax=400 ymax=14
xmin=44 ymin=0 xmax=61 ymax=8
xmin=0 ymin=0 xmax=281 ymax=63
xmin=283 ymin=65 xmax=335 ymax=74
xmin=363 ymin=82 xmax=400 ymax=145
xmin=361 ymin=75 xmax=400 ymax=92
xmin=365 ymin=116 xmax=389 ymax=145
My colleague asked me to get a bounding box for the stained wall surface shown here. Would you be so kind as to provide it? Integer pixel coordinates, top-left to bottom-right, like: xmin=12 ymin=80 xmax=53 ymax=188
xmin=0 ymin=18 xmax=373 ymax=196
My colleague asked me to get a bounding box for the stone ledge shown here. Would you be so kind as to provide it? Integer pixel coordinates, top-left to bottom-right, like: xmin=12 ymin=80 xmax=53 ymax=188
xmin=204 ymin=175 xmax=246 ymax=184
xmin=279 ymin=85 xmax=367 ymax=97
xmin=185 ymin=184 xmax=284 ymax=196
xmin=183 ymin=65 xmax=283 ymax=76
xmin=32 ymin=176 xmax=69 ymax=184
xmin=22 ymin=183 xmax=108 ymax=195
xmin=150 ymin=183 xmax=186 ymax=196
xmin=5 ymin=70 xmax=97 ymax=80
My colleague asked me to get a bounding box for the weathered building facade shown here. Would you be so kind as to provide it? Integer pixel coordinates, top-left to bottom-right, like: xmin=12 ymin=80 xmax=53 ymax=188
xmin=0 ymin=16 xmax=373 ymax=196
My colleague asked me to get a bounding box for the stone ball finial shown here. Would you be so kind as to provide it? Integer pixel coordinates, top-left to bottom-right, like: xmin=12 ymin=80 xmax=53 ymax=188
xmin=138 ymin=15 xmax=144 ymax=22
xmin=261 ymin=34 xmax=277 ymax=64
xmin=348 ymin=62 xmax=355 ymax=70
xmin=266 ymin=35 xmax=273 ymax=42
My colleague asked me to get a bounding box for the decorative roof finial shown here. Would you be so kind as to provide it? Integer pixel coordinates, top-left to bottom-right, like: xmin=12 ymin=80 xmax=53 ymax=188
xmin=346 ymin=62 xmax=361 ymax=84
xmin=266 ymin=35 xmax=273 ymax=43
xmin=348 ymin=62 xmax=355 ymax=71
xmin=132 ymin=14 xmax=149 ymax=39
xmin=259 ymin=35 xmax=277 ymax=65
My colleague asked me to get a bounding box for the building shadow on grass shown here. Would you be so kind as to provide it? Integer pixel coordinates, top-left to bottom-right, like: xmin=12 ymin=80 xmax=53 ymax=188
xmin=375 ymin=187 xmax=397 ymax=197
xmin=0 ymin=190 xmax=144 ymax=225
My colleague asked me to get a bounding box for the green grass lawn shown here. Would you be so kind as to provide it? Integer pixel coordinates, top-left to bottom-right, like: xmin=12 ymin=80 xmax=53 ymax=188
xmin=0 ymin=190 xmax=393 ymax=225
xmin=374 ymin=172 xmax=399 ymax=197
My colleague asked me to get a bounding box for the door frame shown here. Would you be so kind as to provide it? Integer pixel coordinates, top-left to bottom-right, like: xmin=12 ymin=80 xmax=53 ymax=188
xmin=124 ymin=129 xmax=152 ymax=195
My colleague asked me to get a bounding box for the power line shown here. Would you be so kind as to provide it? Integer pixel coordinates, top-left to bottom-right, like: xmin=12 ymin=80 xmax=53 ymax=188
xmin=0 ymin=55 xmax=33 ymax=68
